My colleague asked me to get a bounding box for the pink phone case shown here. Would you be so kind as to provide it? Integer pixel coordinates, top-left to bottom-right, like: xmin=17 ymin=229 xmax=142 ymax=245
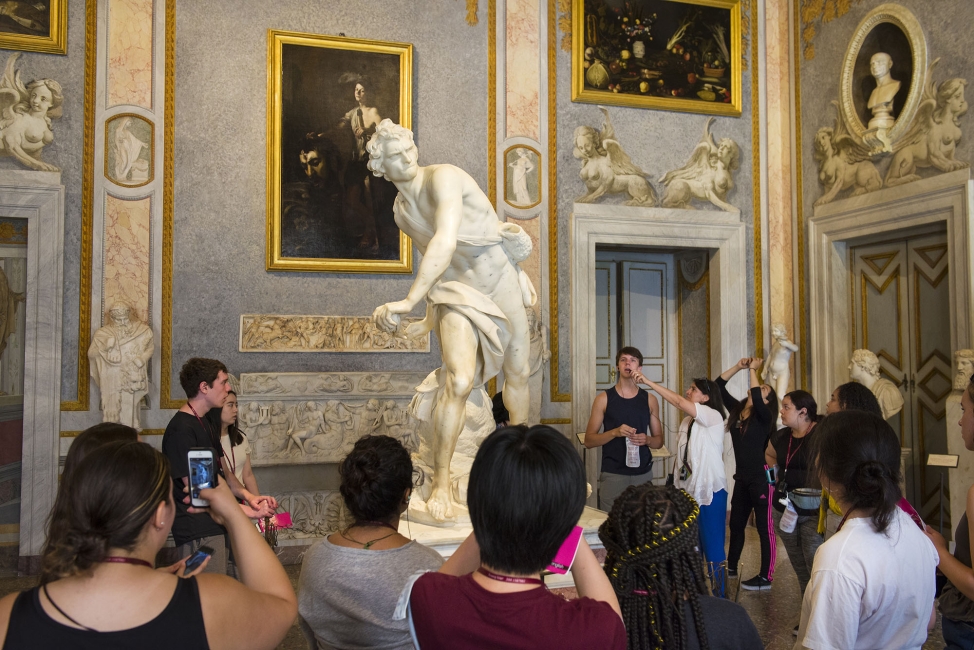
xmin=546 ymin=525 xmax=584 ymax=574
xmin=257 ymin=512 xmax=293 ymax=532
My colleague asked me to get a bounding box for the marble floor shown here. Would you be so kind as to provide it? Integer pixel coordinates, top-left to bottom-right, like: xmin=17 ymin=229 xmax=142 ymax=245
xmin=0 ymin=528 xmax=951 ymax=649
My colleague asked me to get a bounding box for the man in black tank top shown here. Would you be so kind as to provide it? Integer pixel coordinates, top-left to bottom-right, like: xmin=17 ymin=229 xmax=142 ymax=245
xmin=584 ymin=347 xmax=663 ymax=511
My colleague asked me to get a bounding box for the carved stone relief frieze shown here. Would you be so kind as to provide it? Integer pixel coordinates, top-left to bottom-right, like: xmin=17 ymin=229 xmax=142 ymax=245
xmin=239 ymin=315 xmax=430 ymax=353
xmin=270 ymin=490 xmax=348 ymax=541
xmin=238 ymin=372 xmax=427 ymax=467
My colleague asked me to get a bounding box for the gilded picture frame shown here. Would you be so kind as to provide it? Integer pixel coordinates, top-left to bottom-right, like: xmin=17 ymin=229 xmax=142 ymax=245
xmin=572 ymin=0 xmax=742 ymax=117
xmin=0 ymin=0 xmax=67 ymax=55
xmin=266 ymin=30 xmax=413 ymax=273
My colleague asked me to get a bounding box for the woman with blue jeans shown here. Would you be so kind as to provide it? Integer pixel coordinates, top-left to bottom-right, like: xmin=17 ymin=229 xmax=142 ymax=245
xmin=927 ymin=375 xmax=974 ymax=649
xmin=636 ymin=372 xmax=728 ymax=596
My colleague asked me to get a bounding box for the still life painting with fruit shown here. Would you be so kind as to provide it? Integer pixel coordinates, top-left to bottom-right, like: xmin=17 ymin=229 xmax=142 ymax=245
xmin=572 ymin=0 xmax=742 ymax=116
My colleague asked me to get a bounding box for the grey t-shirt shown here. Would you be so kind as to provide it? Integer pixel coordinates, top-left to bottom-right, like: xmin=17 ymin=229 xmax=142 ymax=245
xmin=298 ymin=537 xmax=443 ymax=650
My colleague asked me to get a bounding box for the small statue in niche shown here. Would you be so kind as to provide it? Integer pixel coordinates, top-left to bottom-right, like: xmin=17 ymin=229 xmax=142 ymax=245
xmin=813 ymin=102 xmax=882 ymax=206
xmin=849 ymin=348 xmax=904 ymax=420
xmin=573 ymin=107 xmax=657 ymax=206
xmin=885 ymin=59 xmax=969 ymax=188
xmin=87 ymin=302 xmax=154 ymax=431
xmin=0 ymin=53 xmax=62 ymax=172
xmin=761 ymin=323 xmax=799 ymax=399
xmin=660 ymin=118 xmax=740 ymax=211
xmin=866 ymin=52 xmax=901 ymax=131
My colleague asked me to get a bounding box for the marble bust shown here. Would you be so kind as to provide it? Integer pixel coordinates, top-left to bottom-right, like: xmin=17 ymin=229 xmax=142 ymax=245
xmin=87 ymin=302 xmax=154 ymax=431
xmin=954 ymin=349 xmax=974 ymax=391
xmin=368 ymin=119 xmax=536 ymax=522
xmin=849 ymin=348 xmax=904 ymax=420
xmin=867 ymin=52 xmax=901 ymax=130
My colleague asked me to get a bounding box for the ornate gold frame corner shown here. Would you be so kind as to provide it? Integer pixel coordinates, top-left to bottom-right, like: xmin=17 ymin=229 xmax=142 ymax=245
xmin=265 ymin=30 xmax=413 ymax=274
xmin=502 ymin=144 xmax=542 ymax=210
xmin=571 ymin=0 xmax=742 ymax=117
xmin=0 ymin=0 xmax=67 ymax=55
xmin=838 ymin=4 xmax=927 ymax=147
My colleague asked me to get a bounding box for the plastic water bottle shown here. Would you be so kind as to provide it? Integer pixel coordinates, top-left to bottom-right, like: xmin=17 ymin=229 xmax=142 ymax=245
xmin=625 ymin=437 xmax=640 ymax=468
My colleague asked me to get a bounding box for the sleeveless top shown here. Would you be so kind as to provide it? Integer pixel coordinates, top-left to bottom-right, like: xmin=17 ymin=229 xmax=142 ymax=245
xmin=2 ymin=575 xmax=209 ymax=649
xmin=941 ymin=512 xmax=974 ymax=622
xmin=601 ymin=387 xmax=653 ymax=475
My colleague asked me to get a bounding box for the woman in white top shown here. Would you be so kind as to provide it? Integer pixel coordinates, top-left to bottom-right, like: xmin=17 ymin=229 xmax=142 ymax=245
xmin=219 ymin=390 xmax=258 ymax=493
xmin=795 ymin=410 xmax=938 ymax=650
xmin=635 ymin=373 xmax=728 ymax=596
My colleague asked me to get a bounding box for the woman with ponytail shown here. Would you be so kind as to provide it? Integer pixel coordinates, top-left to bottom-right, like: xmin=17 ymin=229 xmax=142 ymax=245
xmin=0 ymin=441 xmax=297 ymax=649
xmin=795 ymin=410 xmax=938 ymax=649
xmin=635 ymin=372 xmax=728 ymax=596
xmin=600 ymin=484 xmax=762 ymax=650
xmin=298 ymin=434 xmax=443 ymax=650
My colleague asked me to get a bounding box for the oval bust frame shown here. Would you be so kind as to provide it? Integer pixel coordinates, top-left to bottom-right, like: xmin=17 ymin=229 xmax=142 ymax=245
xmin=839 ymin=3 xmax=927 ymax=146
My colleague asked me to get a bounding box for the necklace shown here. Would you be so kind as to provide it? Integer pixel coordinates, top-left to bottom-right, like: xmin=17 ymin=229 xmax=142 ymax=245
xmin=477 ymin=567 xmax=544 ymax=585
xmin=340 ymin=521 xmax=400 ymax=549
xmin=101 ymin=556 xmax=153 ymax=568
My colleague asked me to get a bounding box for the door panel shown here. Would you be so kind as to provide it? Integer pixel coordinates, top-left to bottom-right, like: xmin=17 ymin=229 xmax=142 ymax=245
xmin=595 ymin=261 xmax=618 ymax=391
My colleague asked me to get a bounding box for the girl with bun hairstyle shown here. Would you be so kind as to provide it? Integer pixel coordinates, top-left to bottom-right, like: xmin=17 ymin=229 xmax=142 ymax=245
xmin=298 ymin=435 xmax=442 ymax=650
xmin=0 ymin=441 xmax=297 ymax=649
xmin=795 ymin=411 xmax=938 ymax=649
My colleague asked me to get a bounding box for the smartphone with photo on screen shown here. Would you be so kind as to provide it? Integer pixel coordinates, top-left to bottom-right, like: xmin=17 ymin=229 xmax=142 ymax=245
xmin=188 ymin=448 xmax=215 ymax=507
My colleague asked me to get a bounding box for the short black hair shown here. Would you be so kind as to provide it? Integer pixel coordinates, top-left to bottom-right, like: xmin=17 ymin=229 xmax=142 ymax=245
xmin=834 ymin=382 xmax=883 ymax=417
xmin=616 ymin=346 xmax=643 ymax=366
xmin=467 ymin=425 xmax=586 ymax=575
xmin=339 ymin=435 xmax=413 ymax=523
xmin=692 ymin=377 xmax=725 ymax=416
xmin=179 ymin=357 xmax=228 ymax=399
xmin=813 ymin=410 xmax=901 ymax=534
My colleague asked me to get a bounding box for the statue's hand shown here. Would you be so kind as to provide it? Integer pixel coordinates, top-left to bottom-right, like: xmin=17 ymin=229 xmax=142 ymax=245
xmin=373 ymin=301 xmax=412 ymax=334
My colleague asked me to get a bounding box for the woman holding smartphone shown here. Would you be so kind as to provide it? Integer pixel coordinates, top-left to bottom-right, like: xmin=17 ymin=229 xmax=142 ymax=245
xmin=0 ymin=441 xmax=297 ymax=649
xmin=634 ymin=371 xmax=728 ymax=596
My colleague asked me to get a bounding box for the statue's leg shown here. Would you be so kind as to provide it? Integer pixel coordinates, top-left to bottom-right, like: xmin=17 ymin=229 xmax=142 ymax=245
xmin=428 ymin=311 xmax=479 ymax=521
xmin=501 ymin=308 xmax=532 ymax=425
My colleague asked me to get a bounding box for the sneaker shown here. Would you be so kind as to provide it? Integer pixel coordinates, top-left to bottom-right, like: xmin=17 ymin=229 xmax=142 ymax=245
xmin=740 ymin=575 xmax=772 ymax=591
xmin=726 ymin=567 xmax=738 ymax=578
xmin=792 ymin=624 xmax=799 ymax=636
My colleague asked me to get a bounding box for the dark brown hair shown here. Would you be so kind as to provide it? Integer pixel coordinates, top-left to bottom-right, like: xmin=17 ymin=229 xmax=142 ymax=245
xmin=41 ymin=441 xmax=171 ymax=584
xmin=833 ymin=382 xmax=882 ymax=417
xmin=62 ymin=423 xmax=139 ymax=482
xmin=339 ymin=435 xmax=412 ymax=523
xmin=178 ymin=357 xmax=228 ymax=399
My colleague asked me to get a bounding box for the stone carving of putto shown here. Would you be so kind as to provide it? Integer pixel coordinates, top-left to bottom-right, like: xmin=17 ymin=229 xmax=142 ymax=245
xmin=0 ymin=53 xmax=62 ymax=172
xmin=573 ymin=106 xmax=657 ymax=206
xmin=660 ymin=118 xmax=740 ymax=211
xmin=813 ymin=102 xmax=882 ymax=206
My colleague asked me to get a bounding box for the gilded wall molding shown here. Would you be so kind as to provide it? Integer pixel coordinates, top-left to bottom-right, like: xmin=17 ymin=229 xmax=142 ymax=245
xmin=62 ymin=0 xmax=99 ymax=411
xmin=750 ymin=0 xmax=762 ymax=349
xmin=795 ymin=0 xmax=809 ymax=387
xmin=161 ymin=0 xmax=181 ymax=409
xmin=799 ymin=0 xmax=865 ymax=60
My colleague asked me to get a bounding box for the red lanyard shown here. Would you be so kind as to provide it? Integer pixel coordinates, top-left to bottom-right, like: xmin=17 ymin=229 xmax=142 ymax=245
xmin=477 ymin=568 xmax=544 ymax=585
xmin=784 ymin=423 xmax=814 ymax=471
xmin=188 ymin=403 xmax=227 ymax=466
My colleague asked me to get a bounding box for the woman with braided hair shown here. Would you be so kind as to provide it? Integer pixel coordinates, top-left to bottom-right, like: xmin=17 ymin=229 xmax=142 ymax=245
xmin=600 ymin=484 xmax=762 ymax=650
xmin=795 ymin=410 xmax=938 ymax=649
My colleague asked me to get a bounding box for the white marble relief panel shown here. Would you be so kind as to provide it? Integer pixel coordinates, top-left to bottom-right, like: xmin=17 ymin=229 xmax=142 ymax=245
xmin=238 ymin=372 xmax=426 ymax=467
xmin=270 ymin=490 xmax=348 ymax=541
xmin=239 ymin=315 xmax=430 ymax=353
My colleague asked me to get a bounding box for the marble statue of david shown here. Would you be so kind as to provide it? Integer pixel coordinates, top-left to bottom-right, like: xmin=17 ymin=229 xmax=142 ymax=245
xmin=369 ymin=119 xmax=536 ymax=521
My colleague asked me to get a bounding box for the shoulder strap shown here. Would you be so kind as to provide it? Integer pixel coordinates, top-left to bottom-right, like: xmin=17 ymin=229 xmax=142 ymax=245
xmin=682 ymin=420 xmax=694 ymax=466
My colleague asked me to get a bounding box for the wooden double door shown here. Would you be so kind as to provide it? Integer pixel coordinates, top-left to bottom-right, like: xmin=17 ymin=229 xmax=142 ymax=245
xmin=851 ymin=232 xmax=952 ymax=530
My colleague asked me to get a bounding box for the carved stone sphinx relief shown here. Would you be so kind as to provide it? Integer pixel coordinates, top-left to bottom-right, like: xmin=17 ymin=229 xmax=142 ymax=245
xmin=239 ymin=315 xmax=430 ymax=353
xmin=237 ymin=371 xmax=427 ymax=467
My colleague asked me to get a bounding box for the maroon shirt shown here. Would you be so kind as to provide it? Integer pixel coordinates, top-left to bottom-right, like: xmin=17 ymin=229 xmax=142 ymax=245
xmin=410 ymin=572 xmax=627 ymax=650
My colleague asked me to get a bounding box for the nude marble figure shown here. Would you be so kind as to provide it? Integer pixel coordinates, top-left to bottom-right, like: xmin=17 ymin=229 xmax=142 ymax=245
xmin=368 ymin=119 xmax=536 ymax=522
xmin=761 ymin=323 xmax=798 ymax=398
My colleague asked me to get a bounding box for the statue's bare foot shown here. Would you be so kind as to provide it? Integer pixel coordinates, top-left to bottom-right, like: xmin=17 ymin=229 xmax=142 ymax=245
xmin=426 ymin=487 xmax=456 ymax=522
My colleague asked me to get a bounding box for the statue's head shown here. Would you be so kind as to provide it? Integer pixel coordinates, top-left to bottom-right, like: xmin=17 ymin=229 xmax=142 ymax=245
xmin=771 ymin=323 xmax=787 ymax=339
xmin=366 ymin=119 xmax=418 ymax=182
xmin=572 ymin=126 xmax=602 ymax=160
xmin=869 ymin=52 xmax=893 ymax=79
xmin=26 ymin=78 xmax=63 ymax=115
xmin=813 ymin=127 xmax=834 ymax=161
xmin=384 ymin=400 xmax=396 ymax=409
xmin=955 ymin=350 xmax=974 ymax=390
xmin=938 ymin=78 xmax=968 ymax=121
xmin=271 ymin=401 xmax=284 ymax=414
xmin=850 ymin=349 xmax=881 ymax=381
xmin=717 ymin=138 xmax=740 ymax=170
xmin=108 ymin=302 xmax=132 ymax=324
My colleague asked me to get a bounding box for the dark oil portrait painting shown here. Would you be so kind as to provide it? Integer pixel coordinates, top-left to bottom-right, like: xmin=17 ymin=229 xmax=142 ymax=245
xmin=267 ymin=31 xmax=413 ymax=273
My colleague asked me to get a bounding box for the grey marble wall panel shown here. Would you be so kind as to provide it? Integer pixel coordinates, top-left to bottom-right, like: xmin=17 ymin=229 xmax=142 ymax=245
xmin=0 ymin=2 xmax=87 ymax=401
xmin=555 ymin=47 xmax=756 ymax=394
xmin=171 ymin=1 xmax=486 ymax=398
xmin=798 ymin=0 xmax=972 ymax=369
xmin=680 ymin=280 xmax=710 ymax=386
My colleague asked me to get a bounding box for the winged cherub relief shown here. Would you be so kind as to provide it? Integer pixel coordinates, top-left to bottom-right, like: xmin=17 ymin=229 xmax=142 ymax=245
xmin=885 ymin=59 xmax=969 ymax=188
xmin=660 ymin=118 xmax=740 ymax=211
xmin=0 ymin=53 xmax=62 ymax=172
xmin=813 ymin=102 xmax=882 ymax=206
xmin=573 ymin=107 xmax=657 ymax=206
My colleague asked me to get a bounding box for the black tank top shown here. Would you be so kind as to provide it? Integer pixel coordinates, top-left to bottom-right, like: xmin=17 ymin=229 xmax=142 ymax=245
xmin=2 ymin=575 xmax=209 ymax=649
xmin=601 ymin=387 xmax=653 ymax=475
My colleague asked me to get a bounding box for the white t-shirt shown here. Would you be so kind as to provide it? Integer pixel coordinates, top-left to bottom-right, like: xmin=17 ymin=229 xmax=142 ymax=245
xmin=220 ymin=433 xmax=252 ymax=486
xmin=795 ymin=507 xmax=938 ymax=650
xmin=673 ymin=403 xmax=726 ymax=506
